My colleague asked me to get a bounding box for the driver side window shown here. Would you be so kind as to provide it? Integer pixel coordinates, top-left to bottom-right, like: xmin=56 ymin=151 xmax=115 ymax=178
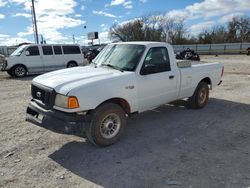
xmin=140 ymin=47 xmax=171 ymax=75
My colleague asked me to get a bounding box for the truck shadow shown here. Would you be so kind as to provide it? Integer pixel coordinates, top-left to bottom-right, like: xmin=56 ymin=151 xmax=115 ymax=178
xmin=49 ymin=98 xmax=250 ymax=188
xmin=12 ymin=75 xmax=37 ymax=81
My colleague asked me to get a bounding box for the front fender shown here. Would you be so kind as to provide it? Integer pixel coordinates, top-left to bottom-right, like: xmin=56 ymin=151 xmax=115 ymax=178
xmin=69 ymin=77 xmax=138 ymax=113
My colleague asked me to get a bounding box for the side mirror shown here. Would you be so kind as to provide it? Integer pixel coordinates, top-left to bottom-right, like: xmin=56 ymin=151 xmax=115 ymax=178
xmin=141 ymin=64 xmax=157 ymax=75
xmin=25 ymin=51 xmax=30 ymax=56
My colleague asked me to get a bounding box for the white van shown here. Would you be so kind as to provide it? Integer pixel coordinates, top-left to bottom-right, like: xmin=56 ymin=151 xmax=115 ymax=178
xmin=1 ymin=44 xmax=85 ymax=77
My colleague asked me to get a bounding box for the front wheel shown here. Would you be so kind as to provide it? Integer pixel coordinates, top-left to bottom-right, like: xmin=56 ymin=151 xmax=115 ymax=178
xmin=12 ymin=65 xmax=27 ymax=77
xmin=188 ymin=82 xmax=209 ymax=109
xmin=86 ymin=103 xmax=126 ymax=147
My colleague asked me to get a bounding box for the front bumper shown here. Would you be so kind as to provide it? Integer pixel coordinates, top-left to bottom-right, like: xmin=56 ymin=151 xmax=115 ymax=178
xmin=26 ymin=100 xmax=88 ymax=135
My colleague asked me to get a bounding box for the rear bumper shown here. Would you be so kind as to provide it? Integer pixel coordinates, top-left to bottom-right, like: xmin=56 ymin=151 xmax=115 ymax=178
xmin=26 ymin=100 xmax=88 ymax=135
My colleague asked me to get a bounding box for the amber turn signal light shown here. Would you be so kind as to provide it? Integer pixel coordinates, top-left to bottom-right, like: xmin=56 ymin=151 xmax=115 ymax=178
xmin=68 ymin=96 xmax=79 ymax=109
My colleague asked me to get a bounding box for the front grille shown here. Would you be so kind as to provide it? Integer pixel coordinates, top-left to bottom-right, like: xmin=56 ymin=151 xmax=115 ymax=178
xmin=31 ymin=83 xmax=55 ymax=109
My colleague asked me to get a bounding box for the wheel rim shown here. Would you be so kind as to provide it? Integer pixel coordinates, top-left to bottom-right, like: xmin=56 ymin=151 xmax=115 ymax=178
xmin=198 ymin=87 xmax=207 ymax=105
xmin=100 ymin=113 xmax=121 ymax=139
xmin=15 ymin=67 xmax=25 ymax=77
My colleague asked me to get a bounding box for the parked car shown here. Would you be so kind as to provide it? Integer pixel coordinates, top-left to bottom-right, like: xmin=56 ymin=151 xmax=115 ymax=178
xmin=1 ymin=44 xmax=85 ymax=77
xmin=81 ymin=47 xmax=91 ymax=58
xmin=26 ymin=42 xmax=223 ymax=146
xmin=176 ymin=48 xmax=200 ymax=61
xmin=85 ymin=48 xmax=103 ymax=63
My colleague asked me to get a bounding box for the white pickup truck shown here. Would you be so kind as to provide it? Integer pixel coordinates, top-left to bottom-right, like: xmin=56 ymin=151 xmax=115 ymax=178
xmin=26 ymin=42 xmax=223 ymax=146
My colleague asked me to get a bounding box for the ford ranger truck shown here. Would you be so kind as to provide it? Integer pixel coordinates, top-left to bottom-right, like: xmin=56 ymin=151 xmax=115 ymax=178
xmin=26 ymin=42 xmax=223 ymax=146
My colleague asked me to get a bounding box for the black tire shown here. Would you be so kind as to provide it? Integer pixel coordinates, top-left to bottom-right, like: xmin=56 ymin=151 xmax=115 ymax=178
xmin=67 ymin=62 xmax=77 ymax=68
xmin=12 ymin=65 xmax=27 ymax=78
xmin=188 ymin=82 xmax=209 ymax=109
xmin=86 ymin=103 xmax=126 ymax=147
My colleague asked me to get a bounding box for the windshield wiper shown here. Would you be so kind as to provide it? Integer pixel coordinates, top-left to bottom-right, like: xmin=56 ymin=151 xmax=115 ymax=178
xmin=101 ymin=63 xmax=123 ymax=72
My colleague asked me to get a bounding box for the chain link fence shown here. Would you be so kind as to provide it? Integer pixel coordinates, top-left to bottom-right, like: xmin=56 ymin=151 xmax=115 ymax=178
xmin=173 ymin=42 xmax=250 ymax=55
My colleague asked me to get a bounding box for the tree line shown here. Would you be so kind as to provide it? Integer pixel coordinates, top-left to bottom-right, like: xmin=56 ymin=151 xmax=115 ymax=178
xmin=109 ymin=14 xmax=250 ymax=44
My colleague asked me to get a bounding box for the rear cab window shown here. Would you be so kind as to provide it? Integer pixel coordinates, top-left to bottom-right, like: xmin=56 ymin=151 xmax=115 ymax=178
xmin=42 ymin=46 xmax=53 ymax=55
xmin=26 ymin=46 xmax=40 ymax=56
xmin=62 ymin=46 xmax=81 ymax=54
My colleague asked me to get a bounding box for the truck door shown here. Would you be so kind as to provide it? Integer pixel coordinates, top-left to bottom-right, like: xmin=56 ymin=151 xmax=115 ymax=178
xmin=137 ymin=47 xmax=178 ymax=111
xmin=24 ymin=46 xmax=43 ymax=73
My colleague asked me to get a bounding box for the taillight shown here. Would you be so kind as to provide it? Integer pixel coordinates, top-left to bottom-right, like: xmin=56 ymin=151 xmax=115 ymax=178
xmin=221 ymin=66 xmax=224 ymax=77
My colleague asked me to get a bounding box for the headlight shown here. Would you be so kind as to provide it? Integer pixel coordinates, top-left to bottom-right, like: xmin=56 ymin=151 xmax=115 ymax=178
xmin=55 ymin=94 xmax=68 ymax=108
xmin=54 ymin=94 xmax=79 ymax=109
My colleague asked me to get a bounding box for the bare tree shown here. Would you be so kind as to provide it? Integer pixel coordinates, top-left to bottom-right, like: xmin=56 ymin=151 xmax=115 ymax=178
xmin=157 ymin=16 xmax=186 ymax=44
xmin=110 ymin=19 xmax=144 ymax=42
xmin=109 ymin=13 xmax=186 ymax=44
xmin=142 ymin=14 xmax=163 ymax=41
xmin=109 ymin=13 xmax=249 ymax=44
xmin=227 ymin=16 xmax=250 ymax=42
xmin=237 ymin=16 xmax=250 ymax=42
xmin=211 ymin=26 xmax=227 ymax=43
xmin=198 ymin=30 xmax=213 ymax=44
xmin=227 ymin=17 xmax=239 ymax=42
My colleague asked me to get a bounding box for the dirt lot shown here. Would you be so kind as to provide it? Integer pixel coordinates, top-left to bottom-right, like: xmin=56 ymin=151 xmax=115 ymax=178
xmin=0 ymin=55 xmax=250 ymax=188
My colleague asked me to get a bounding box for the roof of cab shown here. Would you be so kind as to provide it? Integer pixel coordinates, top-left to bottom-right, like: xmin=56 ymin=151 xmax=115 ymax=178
xmin=112 ymin=41 xmax=170 ymax=46
xmin=114 ymin=41 xmax=167 ymax=44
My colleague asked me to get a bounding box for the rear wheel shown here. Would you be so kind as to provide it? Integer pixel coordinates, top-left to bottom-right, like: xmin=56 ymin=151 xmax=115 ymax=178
xmin=86 ymin=103 xmax=126 ymax=147
xmin=12 ymin=65 xmax=27 ymax=78
xmin=188 ymin=82 xmax=209 ymax=109
xmin=67 ymin=62 xmax=77 ymax=68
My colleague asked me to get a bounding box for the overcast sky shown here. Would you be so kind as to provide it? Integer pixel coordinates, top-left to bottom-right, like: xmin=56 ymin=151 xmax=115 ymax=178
xmin=0 ymin=0 xmax=250 ymax=46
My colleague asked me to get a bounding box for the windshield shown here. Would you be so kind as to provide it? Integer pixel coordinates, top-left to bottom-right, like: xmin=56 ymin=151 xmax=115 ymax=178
xmin=94 ymin=44 xmax=145 ymax=72
xmin=10 ymin=45 xmax=27 ymax=56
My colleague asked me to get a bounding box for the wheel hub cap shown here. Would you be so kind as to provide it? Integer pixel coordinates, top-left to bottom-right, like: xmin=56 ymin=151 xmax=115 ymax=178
xmin=15 ymin=67 xmax=25 ymax=76
xmin=100 ymin=113 xmax=121 ymax=139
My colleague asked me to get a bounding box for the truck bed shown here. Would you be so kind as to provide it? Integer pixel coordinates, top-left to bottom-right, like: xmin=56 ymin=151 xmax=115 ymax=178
xmin=176 ymin=60 xmax=223 ymax=100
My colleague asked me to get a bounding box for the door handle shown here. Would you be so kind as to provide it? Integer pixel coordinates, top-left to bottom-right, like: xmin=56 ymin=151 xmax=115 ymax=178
xmin=169 ymin=75 xmax=175 ymax=79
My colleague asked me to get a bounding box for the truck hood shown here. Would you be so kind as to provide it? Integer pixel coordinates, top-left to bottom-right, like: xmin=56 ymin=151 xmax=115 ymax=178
xmin=33 ymin=65 xmax=129 ymax=95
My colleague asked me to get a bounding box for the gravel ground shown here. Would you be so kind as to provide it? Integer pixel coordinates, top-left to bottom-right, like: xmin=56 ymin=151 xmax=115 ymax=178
xmin=0 ymin=55 xmax=250 ymax=188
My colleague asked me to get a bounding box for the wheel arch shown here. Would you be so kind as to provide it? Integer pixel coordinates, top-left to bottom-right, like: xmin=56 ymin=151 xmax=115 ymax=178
xmin=10 ymin=64 xmax=28 ymax=72
xmin=95 ymin=98 xmax=131 ymax=115
xmin=200 ymin=77 xmax=212 ymax=89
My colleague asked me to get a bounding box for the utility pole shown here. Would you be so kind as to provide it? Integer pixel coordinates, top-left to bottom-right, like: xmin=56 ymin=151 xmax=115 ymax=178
xmin=83 ymin=25 xmax=87 ymax=46
xmin=31 ymin=0 xmax=39 ymax=44
xmin=31 ymin=6 xmax=36 ymax=44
